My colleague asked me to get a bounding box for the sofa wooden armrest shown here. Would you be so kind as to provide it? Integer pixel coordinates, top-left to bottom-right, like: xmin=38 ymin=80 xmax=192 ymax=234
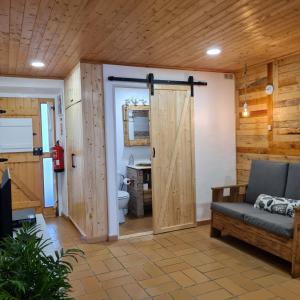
xmin=292 ymin=207 xmax=300 ymax=277
xmin=211 ymin=184 xmax=248 ymax=203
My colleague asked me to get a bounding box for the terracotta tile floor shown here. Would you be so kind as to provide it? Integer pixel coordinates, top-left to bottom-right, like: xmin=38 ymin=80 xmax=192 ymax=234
xmin=46 ymin=217 xmax=300 ymax=300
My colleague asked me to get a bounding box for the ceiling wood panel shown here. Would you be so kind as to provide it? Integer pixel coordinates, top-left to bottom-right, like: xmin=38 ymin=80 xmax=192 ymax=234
xmin=1 ymin=0 xmax=300 ymax=78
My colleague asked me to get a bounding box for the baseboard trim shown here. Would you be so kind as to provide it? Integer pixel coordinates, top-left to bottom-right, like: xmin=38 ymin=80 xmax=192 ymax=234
xmin=61 ymin=214 xmax=108 ymax=243
xmin=68 ymin=215 xmax=87 ymax=240
xmin=108 ymin=235 xmax=118 ymax=241
xmin=85 ymin=235 xmax=108 ymax=243
xmin=197 ymin=219 xmax=211 ymax=226
xmin=119 ymin=231 xmax=153 ymax=240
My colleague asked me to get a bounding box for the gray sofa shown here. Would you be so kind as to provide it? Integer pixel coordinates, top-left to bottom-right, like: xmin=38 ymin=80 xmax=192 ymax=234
xmin=210 ymin=160 xmax=300 ymax=277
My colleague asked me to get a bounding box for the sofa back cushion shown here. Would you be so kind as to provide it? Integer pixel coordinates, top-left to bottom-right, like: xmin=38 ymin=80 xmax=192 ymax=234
xmin=245 ymin=160 xmax=289 ymax=205
xmin=285 ymin=163 xmax=300 ymax=200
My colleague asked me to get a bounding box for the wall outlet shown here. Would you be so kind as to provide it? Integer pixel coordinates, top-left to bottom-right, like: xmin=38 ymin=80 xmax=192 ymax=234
xmin=268 ymin=124 xmax=272 ymax=131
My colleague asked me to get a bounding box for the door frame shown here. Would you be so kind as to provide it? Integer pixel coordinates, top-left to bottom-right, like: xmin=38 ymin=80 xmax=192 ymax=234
xmin=111 ymin=84 xmax=197 ymax=237
xmin=39 ymin=98 xmax=58 ymax=217
xmin=112 ymin=84 xmax=151 ymax=237
xmin=0 ymin=97 xmax=57 ymax=216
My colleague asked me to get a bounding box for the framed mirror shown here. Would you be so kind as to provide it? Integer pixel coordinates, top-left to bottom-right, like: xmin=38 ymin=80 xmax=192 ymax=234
xmin=123 ymin=105 xmax=150 ymax=146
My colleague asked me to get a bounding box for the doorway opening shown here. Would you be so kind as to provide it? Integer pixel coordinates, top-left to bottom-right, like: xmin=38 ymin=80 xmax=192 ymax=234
xmin=114 ymin=87 xmax=153 ymax=237
xmin=40 ymin=101 xmax=57 ymax=216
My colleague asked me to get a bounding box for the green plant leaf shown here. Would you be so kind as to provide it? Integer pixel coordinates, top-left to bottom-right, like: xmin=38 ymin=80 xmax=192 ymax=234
xmin=0 ymin=223 xmax=85 ymax=300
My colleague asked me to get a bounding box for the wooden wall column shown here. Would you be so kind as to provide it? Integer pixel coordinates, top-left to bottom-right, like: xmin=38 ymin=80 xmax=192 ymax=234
xmin=65 ymin=63 xmax=108 ymax=242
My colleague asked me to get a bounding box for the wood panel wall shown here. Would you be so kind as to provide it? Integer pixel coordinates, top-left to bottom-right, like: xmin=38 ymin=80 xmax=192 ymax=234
xmin=65 ymin=63 xmax=108 ymax=242
xmin=80 ymin=63 xmax=108 ymax=241
xmin=236 ymin=53 xmax=300 ymax=184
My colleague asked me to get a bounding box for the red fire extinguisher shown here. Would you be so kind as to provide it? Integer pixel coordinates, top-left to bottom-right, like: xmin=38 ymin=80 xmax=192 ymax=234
xmin=51 ymin=141 xmax=64 ymax=172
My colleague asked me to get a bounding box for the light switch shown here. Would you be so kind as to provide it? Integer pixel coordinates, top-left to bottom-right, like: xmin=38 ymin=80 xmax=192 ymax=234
xmin=268 ymin=124 xmax=272 ymax=131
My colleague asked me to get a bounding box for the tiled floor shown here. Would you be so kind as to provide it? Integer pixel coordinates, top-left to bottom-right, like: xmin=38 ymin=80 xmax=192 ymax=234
xmin=120 ymin=215 xmax=153 ymax=236
xmin=46 ymin=217 xmax=300 ymax=300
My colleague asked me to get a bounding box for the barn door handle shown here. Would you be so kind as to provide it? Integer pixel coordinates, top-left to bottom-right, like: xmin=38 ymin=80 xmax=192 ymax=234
xmin=152 ymin=147 xmax=156 ymax=158
xmin=0 ymin=158 xmax=8 ymax=163
xmin=71 ymin=154 xmax=76 ymax=168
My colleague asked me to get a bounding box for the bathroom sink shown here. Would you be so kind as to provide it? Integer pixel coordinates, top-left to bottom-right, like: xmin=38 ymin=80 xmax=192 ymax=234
xmin=135 ymin=163 xmax=151 ymax=167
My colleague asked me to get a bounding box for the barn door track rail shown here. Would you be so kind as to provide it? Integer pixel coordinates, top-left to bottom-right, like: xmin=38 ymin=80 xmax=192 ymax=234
xmin=108 ymin=73 xmax=207 ymax=96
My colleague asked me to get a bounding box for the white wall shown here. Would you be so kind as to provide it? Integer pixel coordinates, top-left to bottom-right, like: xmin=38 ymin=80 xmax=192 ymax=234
xmin=103 ymin=64 xmax=236 ymax=237
xmin=0 ymin=77 xmax=67 ymax=216
xmin=114 ymin=87 xmax=150 ymax=185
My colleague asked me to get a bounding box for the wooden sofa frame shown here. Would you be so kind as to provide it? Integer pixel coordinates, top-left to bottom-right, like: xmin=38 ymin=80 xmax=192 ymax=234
xmin=210 ymin=184 xmax=300 ymax=277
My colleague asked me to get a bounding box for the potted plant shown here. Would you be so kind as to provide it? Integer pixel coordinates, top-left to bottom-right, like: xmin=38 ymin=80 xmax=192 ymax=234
xmin=0 ymin=225 xmax=84 ymax=300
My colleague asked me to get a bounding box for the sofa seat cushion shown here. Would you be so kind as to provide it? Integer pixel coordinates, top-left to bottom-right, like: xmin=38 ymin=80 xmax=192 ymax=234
xmin=211 ymin=202 xmax=260 ymax=221
xmin=244 ymin=211 xmax=294 ymax=239
xmin=285 ymin=163 xmax=300 ymax=200
xmin=245 ymin=160 xmax=289 ymax=205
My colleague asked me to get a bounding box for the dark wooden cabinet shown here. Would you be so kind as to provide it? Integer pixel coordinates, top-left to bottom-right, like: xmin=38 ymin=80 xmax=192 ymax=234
xmin=127 ymin=166 xmax=152 ymax=217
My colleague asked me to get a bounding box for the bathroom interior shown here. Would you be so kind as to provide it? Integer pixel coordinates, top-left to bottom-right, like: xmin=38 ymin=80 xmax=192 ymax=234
xmin=115 ymin=87 xmax=153 ymax=236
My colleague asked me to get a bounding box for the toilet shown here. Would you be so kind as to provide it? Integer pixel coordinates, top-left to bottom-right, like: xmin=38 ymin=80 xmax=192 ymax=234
xmin=118 ymin=190 xmax=130 ymax=223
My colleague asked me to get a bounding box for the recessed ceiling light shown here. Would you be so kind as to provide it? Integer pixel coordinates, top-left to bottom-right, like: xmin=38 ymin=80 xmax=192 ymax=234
xmin=206 ymin=48 xmax=221 ymax=56
xmin=31 ymin=61 xmax=45 ymax=68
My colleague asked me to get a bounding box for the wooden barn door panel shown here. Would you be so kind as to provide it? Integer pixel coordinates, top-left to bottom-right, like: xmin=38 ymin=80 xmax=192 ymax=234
xmin=151 ymin=86 xmax=196 ymax=234
xmin=0 ymin=98 xmax=44 ymax=212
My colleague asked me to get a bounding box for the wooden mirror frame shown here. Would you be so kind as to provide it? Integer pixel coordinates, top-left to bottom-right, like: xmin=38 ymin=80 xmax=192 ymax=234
xmin=122 ymin=105 xmax=150 ymax=146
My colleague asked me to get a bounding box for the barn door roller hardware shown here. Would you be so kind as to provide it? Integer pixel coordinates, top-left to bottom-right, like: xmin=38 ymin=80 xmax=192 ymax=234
xmin=0 ymin=109 xmax=6 ymax=114
xmin=108 ymin=73 xmax=207 ymax=96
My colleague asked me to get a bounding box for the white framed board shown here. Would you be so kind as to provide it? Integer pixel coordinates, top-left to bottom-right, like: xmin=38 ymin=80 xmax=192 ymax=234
xmin=0 ymin=118 xmax=33 ymax=153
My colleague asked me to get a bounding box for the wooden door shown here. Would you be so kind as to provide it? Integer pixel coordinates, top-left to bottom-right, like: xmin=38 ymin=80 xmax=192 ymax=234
xmin=151 ymin=85 xmax=196 ymax=234
xmin=0 ymin=98 xmax=44 ymax=212
xmin=65 ymin=102 xmax=85 ymax=234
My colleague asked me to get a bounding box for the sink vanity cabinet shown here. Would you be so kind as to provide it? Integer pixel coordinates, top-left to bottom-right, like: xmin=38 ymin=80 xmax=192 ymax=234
xmin=127 ymin=165 xmax=152 ymax=217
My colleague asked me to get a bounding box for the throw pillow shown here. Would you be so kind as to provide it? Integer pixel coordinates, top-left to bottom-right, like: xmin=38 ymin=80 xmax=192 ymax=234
xmin=254 ymin=194 xmax=300 ymax=217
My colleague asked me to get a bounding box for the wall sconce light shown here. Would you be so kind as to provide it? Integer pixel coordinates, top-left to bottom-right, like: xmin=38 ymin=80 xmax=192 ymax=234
xmin=242 ymin=64 xmax=250 ymax=118
xmin=242 ymin=102 xmax=250 ymax=117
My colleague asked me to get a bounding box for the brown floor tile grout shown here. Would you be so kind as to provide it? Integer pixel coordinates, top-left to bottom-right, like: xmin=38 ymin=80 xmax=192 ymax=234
xmin=46 ymin=217 xmax=300 ymax=300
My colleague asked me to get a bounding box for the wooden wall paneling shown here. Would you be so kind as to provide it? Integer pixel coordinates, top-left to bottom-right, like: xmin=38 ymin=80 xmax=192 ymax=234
xmin=64 ymin=63 xmax=108 ymax=242
xmin=80 ymin=63 xmax=108 ymax=241
xmin=236 ymin=53 xmax=300 ymax=184
xmin=64 ymin=63 xmax=81 ymax=109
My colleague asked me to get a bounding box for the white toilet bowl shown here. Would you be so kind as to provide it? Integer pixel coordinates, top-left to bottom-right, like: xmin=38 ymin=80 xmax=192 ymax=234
xmin=118 ymin=190 xmax=130 ymax=224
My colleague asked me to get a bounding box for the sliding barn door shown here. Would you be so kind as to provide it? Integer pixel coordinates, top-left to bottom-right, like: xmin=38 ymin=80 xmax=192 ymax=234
xmin=151 ymin=85 xmax=196 ymax=234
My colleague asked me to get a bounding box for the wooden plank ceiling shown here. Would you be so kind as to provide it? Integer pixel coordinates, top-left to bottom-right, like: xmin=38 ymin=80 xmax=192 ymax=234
xmin=1 ymin=0 xmax=300 ymax=78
